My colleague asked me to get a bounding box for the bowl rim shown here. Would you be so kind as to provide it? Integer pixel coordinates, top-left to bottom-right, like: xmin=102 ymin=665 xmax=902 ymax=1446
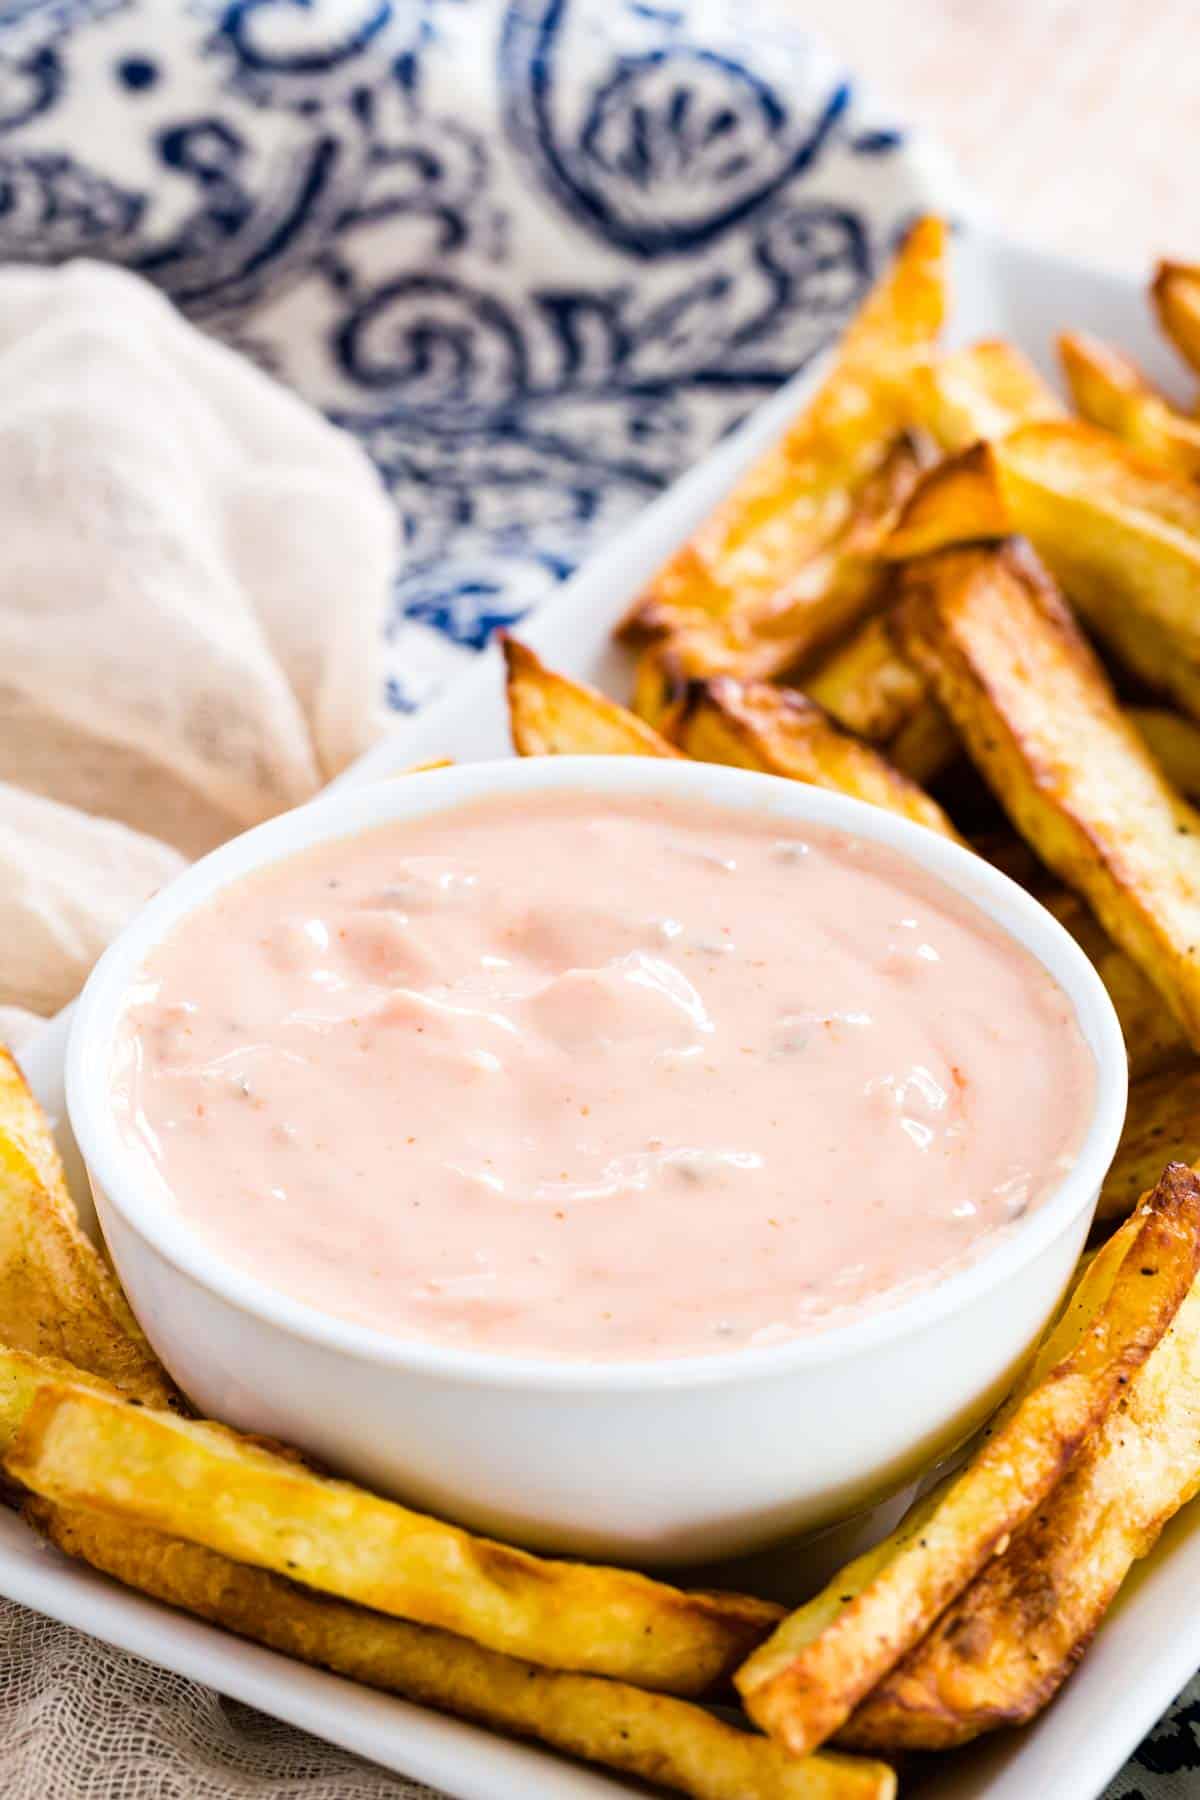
xmin=66 ymin=755 xmax=1129 ymax=1392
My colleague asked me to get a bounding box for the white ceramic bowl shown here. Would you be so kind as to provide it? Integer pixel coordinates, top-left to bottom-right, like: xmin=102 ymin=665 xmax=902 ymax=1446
xmin=67 ymin=757 xmax=1128 ymax=1566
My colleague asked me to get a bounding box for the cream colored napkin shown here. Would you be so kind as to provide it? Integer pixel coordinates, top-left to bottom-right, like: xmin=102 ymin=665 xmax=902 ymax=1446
xmin=0 ymin=260 xmax=395 ymax=1028
xmin=2 ymin=782 xmax=184 ymax=1019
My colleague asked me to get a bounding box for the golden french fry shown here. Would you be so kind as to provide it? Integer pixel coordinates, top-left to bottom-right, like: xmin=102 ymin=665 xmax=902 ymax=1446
xmin=841 ymin=1165 xmax=1200 ymax=1751
xmin=1130 ymin=707 xmax=1200 ymax=802
xmin=620 ymin=218 xmax=947 ymax=645
xmin=802 ymin=615 xmax=925 ymax=743
xmin=673 ymin=677 xmax=960 ymax=841
xmin=504 ymin=637 xmax=681 ymax=759
xmin=881 ymin=441 xmax=1009 ymax=560
xmin=1059 ymin=331 xmax=1200 ymax=479
xmin=632 ymin=642 xmax=691 ymax=734
xmin=893 ymin=541 xmax=1200 ymax=1049
xmin=1 ymin=1351 xmax=779 ymax=1694
xmin=799 ymin=616 xmax=956 ymax=783
xmin=0 ymin=1048 xmax=174 ymax=1407
xmin=1041 ymin=888 xmax=1188 ymax=1081
xmin=1099 ymin=1066 xmax=1200 ymax=1223
xmin=30 ymin=1505 xmax=894 ymax=1800
xmin=888 ymin=423 xmax=1200 ymax=720
xmin=734 ymin=1165 xmax=1200 ymax=1756
xmin=914 ymin=338 xmax=1063 ymax=452
xmin=886 ymin=697 xmax=960 ymax=784
xmin=728 ymin=432 xmax=931 ymax=669
xmin=618 ymin=433 xmax=931 ymax=689
xmin=1153 ymin=261 xmax=1200 ymax=378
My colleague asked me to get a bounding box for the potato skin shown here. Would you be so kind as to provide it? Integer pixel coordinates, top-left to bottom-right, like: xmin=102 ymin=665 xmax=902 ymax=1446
xmin=841 ymin=1163 xmax=1200 ymax=1752
xmin=736 ymin=1167 xmax=1200 ymax=1757
xmin=503 ymin=636 xmax=682 ymax=759
xmin=672 ymin=675 xmax=960 ymax=841
xmin=893 ymin=540 xmax=1200 ymax=1049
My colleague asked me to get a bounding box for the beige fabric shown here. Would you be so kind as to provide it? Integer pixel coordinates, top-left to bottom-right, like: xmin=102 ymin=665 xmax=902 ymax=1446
xmin=0 ymin=261 xmax=394 ymax=862
xmin=2 ymin=783 xmax=184 ymax=1016
xmin=0 ymin=1600 xmax=434 ymax=1798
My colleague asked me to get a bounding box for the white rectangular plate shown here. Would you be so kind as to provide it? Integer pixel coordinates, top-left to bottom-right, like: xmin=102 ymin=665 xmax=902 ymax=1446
xmin=13 ymin=229 xmax=1198 ymax=1800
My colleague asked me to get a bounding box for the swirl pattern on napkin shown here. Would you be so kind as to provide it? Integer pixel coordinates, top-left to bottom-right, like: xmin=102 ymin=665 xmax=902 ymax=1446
xmin=0 ymin=0 xmax=954 ymax=713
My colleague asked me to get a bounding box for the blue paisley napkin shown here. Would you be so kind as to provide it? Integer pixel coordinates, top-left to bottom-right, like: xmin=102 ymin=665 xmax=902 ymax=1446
xmin=0 ymin=0 xmax=957 ymax=713
xmin=0 ymin=3 xmax=1194 ymax=1797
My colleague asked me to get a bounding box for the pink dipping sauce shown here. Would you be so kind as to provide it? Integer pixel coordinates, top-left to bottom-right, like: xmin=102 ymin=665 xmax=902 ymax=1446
xmin=112 ymin=791 xmax=1096 ymax=1361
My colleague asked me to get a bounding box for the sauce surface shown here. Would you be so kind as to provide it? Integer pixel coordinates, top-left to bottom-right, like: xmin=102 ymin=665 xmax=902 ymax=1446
xmin=112 ymin=791 xmax=1096 ymax=1360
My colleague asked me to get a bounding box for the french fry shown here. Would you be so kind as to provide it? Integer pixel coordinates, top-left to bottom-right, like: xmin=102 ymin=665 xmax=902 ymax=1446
xmin=1098 ymin=1067 xmax=1200 ymax=1224
xmin=1042 ymin=888 xmax=1189 ymax=1081
xmin=618 ymin=433 xmax=931 ymax=690
xmin=914 ymin=338 xmax=1063 ymax=452
xmin=1059 ymin=331 xmax=1200 ymax=479
xmin=886 ymin=423 xmax=1200 ymax=721
xmin=672 ymin=677 xmax=960 ymax=841
xmin=892 ymin=542 xmax=1200 ymax=1049
xmin=723 ymin=432 xmax=930 ymax=671
xmin=504 ymin=637 xmax=681 ymax=759
xmin=887 ymin=698 xmax=960 ymax=784
xmin=734 ymin=1165 xmax=1200 ymax=1756
xmin=0 ymin=1350 xmax=779 ymax=1694
xmin=1153 ymin=261 xmax=1200 ymax=379
xmin=30 ymin=1506 xmax=894 ymax=1800
xmin=880 ymin=441 xmax=1009 ymax=560
xmin=0 ymin=1049 xmax=174 ymax=1408
xmin=1130 ymin=707 xmax=1200 ymax=802
xmin=841 ymin=1165 xmax=1200 ymax=1750
xmin=800 ymin=616 xmax=956 ymax=784
xmin=802 ymin=615 xmax=925 ymax=744
xmin=620 ymin=218 xmax=946 ymax=646
xmin=632 ymin=641 xmax=691 ymax=734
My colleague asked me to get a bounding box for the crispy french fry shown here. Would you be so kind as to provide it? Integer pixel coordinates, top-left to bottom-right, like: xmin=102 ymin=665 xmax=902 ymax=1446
xmin=893 ymin=541 xmax=1200 ymax=1049
xmin=914 ymin=338 xmax=1063 ymax=452
xmin=504 ymin=637 xmax=681 ymax=759
xmin=1153 ymin=262 xmax=1200 ymax=378
xmin=0 ymin=1350 xmax=779 ymax=1694
xmin=887 ymin=424 xmax=1200 ymax=721
xmin=1040 ymin=889 xmax=1188 ymax=1081
xmin=886 ymin=698 xmax=959 ymax=784
xmin=1016 ymin=1213 xmax=1139 ymax=1392
xmin=726 ymin=432 xmax=931 ymax=670
xmin=734 ymin=1166 xmax=1200 ymax=1756
xmin=31 ymin=1506 xmax=893 ymax=1800
xmin=618 ymin=433 xmax=930 ymax=689
xmin=1099 ymin=1067 xmax=1200 ymax=1224
xmin=881 ymin=441 xmax=1009 ymax=560
xmin=0 ymin=1049 xmax=174 ymax=1407
xmin=673 ymin=677 xmax=960 ymax=841
xmin=841 ymin=1165 xmax=1200 ymax=1750
xmin=800 ymin=616 xmax=956 ymax=783
xmin=1130 ymin=707 xmax=1200 ymax=802
xmin=802 ymin=615 xmax=925 ymax=743
xmin=632 ymin=642 xmax=691 ymax=734
xmin=620 ymin=218 xmax=946 ymax=646
xmin=506 ymin=641 xmax=958 ymax=843
xmin=1059 ymin=331 xmax=1200 ymax=479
